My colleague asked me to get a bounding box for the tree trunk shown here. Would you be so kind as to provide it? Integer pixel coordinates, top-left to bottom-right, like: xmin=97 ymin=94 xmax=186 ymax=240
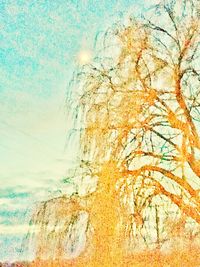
xmin=89 ymin=161 xmax=123 ymax=266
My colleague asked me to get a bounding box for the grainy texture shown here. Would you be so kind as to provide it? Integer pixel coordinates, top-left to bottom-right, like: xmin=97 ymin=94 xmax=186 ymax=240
xmin=29 ymin=0 xmax=200 ymax=266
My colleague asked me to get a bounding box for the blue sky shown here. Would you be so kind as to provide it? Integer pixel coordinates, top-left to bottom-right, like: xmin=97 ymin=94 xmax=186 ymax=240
xmin=0 ymin=0 xmax=156 ymax=262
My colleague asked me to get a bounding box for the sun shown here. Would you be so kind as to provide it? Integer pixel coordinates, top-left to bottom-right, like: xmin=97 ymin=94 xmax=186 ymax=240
xmin=77 ymin=50 xmax=92 ymax=65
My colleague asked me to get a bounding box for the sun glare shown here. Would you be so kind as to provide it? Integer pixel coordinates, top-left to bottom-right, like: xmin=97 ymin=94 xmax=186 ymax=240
xmin=77 ymin=50 xmax=92 ymax=65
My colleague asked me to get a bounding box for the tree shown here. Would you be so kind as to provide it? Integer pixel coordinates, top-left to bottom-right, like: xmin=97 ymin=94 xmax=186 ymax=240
xmin=29 ymin=1 xmax=200 ymax=266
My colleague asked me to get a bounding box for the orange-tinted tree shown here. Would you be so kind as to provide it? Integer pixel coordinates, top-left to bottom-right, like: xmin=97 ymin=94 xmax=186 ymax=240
xmin=29 ymin=1 xmax=200 ymax=266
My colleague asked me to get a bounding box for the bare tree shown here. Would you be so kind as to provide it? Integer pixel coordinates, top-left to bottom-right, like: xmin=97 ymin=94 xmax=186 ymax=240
xmin=73 ymin=0 xmax=200 ymax=256
xmin=29 ymin=0 xmax=200 ymax=265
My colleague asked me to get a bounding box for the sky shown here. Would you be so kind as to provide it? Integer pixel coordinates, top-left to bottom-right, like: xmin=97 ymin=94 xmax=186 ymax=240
xmin=0 ymin=0 xmax=159 ymax=262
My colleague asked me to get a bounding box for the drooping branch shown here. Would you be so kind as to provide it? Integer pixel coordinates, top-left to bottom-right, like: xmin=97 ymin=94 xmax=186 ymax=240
xmin=126 ymin=165 xmax=198 ymax=199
